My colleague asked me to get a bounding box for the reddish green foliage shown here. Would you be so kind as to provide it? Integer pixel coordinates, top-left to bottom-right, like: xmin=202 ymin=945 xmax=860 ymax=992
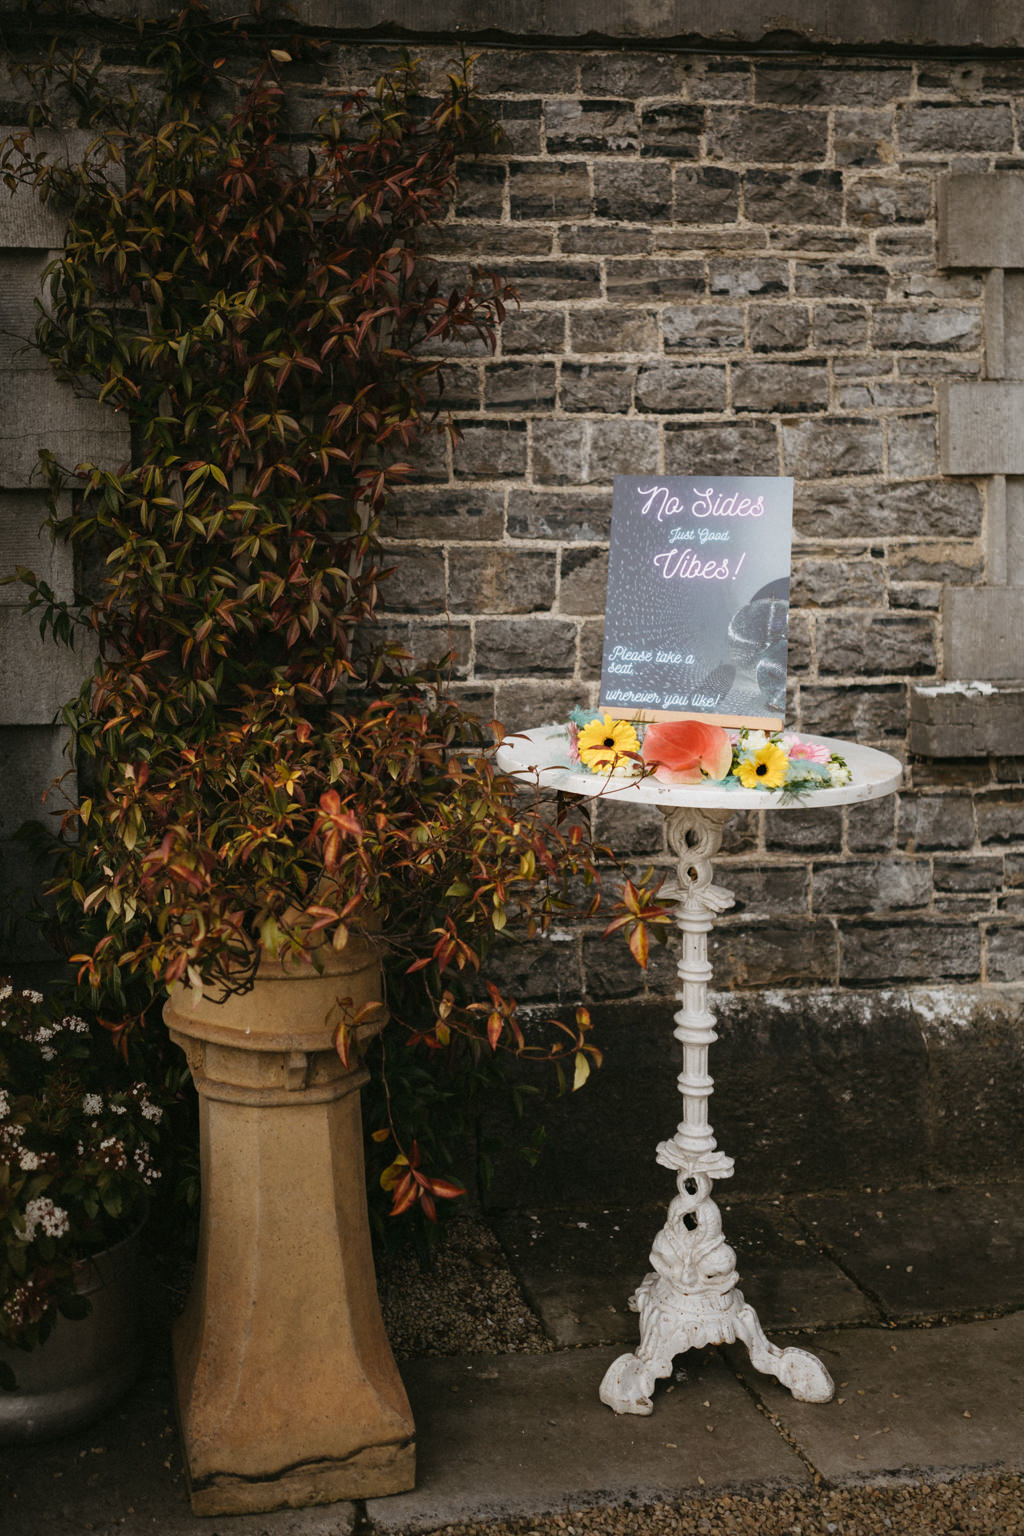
xmin=1 ymin=6 xmax=668 ymax=1220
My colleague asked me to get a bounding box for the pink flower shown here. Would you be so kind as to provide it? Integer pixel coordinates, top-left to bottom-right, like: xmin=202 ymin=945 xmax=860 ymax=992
xmin=781 ymin=735 xmax=831 ymax=764
xmin=642 ymin=720 xmax=733 ymax=785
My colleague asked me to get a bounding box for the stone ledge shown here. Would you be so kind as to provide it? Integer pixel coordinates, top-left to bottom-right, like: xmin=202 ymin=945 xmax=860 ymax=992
xmin=909 ymin=679 xmax=1024 ymax=757
xmin=283 ymin=1 xmax=1024 ymax=49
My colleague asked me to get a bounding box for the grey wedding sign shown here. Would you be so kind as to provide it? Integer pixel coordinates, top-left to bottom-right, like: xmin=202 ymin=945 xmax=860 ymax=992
xmin=599 ymin=475 xmax=795 ymax=728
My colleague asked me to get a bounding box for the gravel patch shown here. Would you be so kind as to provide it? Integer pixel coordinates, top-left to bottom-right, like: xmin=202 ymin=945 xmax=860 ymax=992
xmin=378 ymin=1214 xmax=553 ymax=1360
xmin=375 ymin=1475 xmax=1024 ymax=1535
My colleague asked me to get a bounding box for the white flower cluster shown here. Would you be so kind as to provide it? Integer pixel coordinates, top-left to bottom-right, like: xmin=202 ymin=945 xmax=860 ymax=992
xmin=0 ymin=1089 xmax=9 ymax=1119
xmin=60 ymin=1014 xmax=90 ymax=1034
xmin=133 ymin=1145 xmax=161 ymax=1185
xmin=20 ymin=1197 xmax=70 ymax=1242
xmin=18 ymin=1149 xmax=44 ymax=1171
xmin=82 ymin=1093 xmax=104 ymax=1116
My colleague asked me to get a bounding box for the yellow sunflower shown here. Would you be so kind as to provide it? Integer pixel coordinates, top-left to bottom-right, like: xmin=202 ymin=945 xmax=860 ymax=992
xmin=736 ymin=741 xmax=789 ymax=789
xmin=577 ymin=714 xmax=641 ymax=773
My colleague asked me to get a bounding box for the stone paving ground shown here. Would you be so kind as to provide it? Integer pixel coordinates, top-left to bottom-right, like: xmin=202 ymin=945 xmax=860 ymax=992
xmin=2 ymin=1180 xmax=1023 ymax=1536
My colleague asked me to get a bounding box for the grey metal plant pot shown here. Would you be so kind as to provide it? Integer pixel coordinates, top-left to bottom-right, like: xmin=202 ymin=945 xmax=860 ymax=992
xmin=0 ymin=1229 xmax=141 ymax=1444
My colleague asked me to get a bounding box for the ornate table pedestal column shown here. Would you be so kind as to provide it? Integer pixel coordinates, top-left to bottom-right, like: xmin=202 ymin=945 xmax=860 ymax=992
xmin=599 ymin=805 xmax=834 ymax=1416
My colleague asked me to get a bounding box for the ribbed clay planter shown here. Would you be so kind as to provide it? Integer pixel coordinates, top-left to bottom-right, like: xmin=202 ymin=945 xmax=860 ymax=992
xmin=164 ymin=933 xmax=414 ymax=1517
xmin=0 ymin=1229 xmax=142 ymax=1445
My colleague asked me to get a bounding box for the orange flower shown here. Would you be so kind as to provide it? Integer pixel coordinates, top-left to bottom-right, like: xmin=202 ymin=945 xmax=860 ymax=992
xmin=642 ymin=720 xmax=733 ymax=785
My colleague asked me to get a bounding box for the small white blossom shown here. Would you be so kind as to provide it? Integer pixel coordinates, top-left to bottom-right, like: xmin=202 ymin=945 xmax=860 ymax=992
xmin=23 ymin=990 xmax=43 ymax=1004
xmin=82 ymin=1094 xmax=103 ymax=1116
xmin=18 ymin=1150 xmax=43 ymax=1171
xmin=39 ymin=1045 xmax=56 ymax=1062
xmin=829 ymin=762 xmax=853 ymax=787
xmin=0 ymin=983 xmax=12 ymax=1001
xmin=140 ymin=1099 xmax=163 ymax=1123
xmin=110 ymin=1103 xmax=127 ymax=1116
xmin=21 ymin=1197 xmax=70 ymax=1241
xmin=0 ymin=1089 xmax=9 ymax=1119
xmin=60 ymin=1014 xmax=90 ymax=1035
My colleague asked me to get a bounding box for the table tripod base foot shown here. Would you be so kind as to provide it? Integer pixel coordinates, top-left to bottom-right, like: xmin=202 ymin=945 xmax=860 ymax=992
xmin=598 ymin=1285 xmax=834 ymax=1415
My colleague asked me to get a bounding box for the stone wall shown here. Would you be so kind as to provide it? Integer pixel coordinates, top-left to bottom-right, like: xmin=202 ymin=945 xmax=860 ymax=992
xmin=0 ymin=4 xmax=1022 ymax=1190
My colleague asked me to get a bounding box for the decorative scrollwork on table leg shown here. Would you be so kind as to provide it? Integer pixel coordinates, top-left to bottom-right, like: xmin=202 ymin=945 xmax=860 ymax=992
xmin=599 ymin=805 xmax=834 ymax=1416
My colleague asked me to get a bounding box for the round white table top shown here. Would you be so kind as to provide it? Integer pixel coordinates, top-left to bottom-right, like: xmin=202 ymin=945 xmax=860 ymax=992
xmin=495 ymin=724 xmax=902 ymax=812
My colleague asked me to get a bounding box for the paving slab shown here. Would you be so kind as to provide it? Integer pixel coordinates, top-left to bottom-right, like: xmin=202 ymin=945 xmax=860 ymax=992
xmin=366 ymin=1346 xmax=809 ymax=1533
xmin=795 ymin=1181 xmax=1024 ymax=1319
xmin=729 ymin=1311 xmax=1024 ymax=1483
xmin=0 ymin=1370 xmax=357 ymax=1536
xmin=493 ymin=1201 xmax=876 ymax=1349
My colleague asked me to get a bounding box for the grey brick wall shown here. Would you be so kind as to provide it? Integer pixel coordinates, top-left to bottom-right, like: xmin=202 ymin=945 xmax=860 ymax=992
xmin=0 ymin=15 xmax=1021 ymax=1068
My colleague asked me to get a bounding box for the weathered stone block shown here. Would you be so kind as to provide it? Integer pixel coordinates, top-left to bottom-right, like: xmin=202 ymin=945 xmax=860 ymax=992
xmin=0 ymin=372 xmax=129 ymax=488
xmin=499 ymin=309 xmax=566 ymax=355
xmin=764 ymin=807 xmax=843 ymax=853
xmin=748 ymin=303 xmax=811 ymax=352
xmin=640 ymin=102 xmax=703 ymax=158
xmin=833 ymin=107 xmax=895 ymax=167
xmin=635 ymin=362 xmax=727 ymax=413
xmin=663 ymin=302 xmax=745 ymax=352
xmin=707 ymin=106 xmax=827 ymax=163
xmin=889 ymin=414 xmax=937 ymax=478
xmin=485 ymin=98 xmax=544 ymax=156
xmin=875 ymin=305 xmax=982 ymax=353
xmin=509 ymin=160 xmax=590 ymax=220
xmin=377 ymin=549 xmax=446 ymax=615
xmin=708 ymin=258 xmax=788 ymax=298
xmin=781 ymin=417 xmax=884 ymax=477
xmin=986 ymin=922 xmax=1024 ymax=982
xmin=530 ymin=420 xmax=587 ymax=484
xmin=811 ymin=304 xmax=869 ymax=348
xmin=558 ymin=547 xmax=607 ymax=616
xmin=0 ymin=607 xmax=91 ymax=724
xmin=898 ymin=103 xmax=1014 ymax=155
xmin=754 ymin=62 xmax=912 ymax=108
xmin=475 ymin=617 xmax=577 ymax=677
xmin=791 ymin=554 xmax=886 ymax=607
xmin=586 ymin=418 xmax=661 ymax=483
xmin=812 ymin=857 xmax=931 ymax=913
xmin=723 ymin=862 xmax=809 ymax=918
xmin=840 ymin=918 xmax=981 ymax=983
xmin=743 ymin=170 xmax=843 ymax=225
xmin=0 ymin=723 xmax=70 ymax=837
xmin=942 ymin=382 xmax=1024 ymax=475
xmin=0 ymin=490 xmax=72 ymax=599
xmin=507 ymin=490 xmax=610 ymax=542
xmin=939 ymin=172 xmax=1024 ymax=269
xmin=663 ymin=419 xmax=779 ymax=475
xmin=605 ymin=257 xmax=704 ymax=301
xmin=579 ymin=54 xmax=680 ymax=98
xmin=545 ymin=98 xmax=639 ymax=155
xmin=449 ymin=549 xmax=556 ymax=615
xmin=844 ymin=174 xmax=932 ymax=226
xmin=794 ymin=261 xmax=888 ymax=299
xmin=569 ymin=308 xmax=658 ymax=355
xmin=817 ymin=612 xmax=936 ymax=677
xmin=452 ymin=420 xmax=527 ymax=479
xmin=673 ymin=166 xmax=740 ymax=224
xmin=454 ymin=160 xmax=505 ymax=219
xmin=560 ymin=363 xmax=636 ymax=414
xmin=592 ymin=162 xmax=671 ymax=222
xmin=910 ymin=680 xmax=1024 ymax=757
xmin=711 ymin=916 xmax=837 ymax=987
xmin=493 ymin=679 xmax=582 ymax=736
xmin=559 ymin=222 xmax=651 ymax=255
xmin=933 ymin=855 xmax=1004 ymax=893
xmin=498 ymin=259 xmax=601 ymax=304
xmin=898 ymin=791 xmax=975 ymax=850
xmin=385 ymin=487 xmax=504 ymax=542
xmin=975 ymin=786 xmax=1024 ymax=845
xmin=733 ymin=361 xmax=829 ymax=413
xmin=845 ymin=795 xmax=896 ymax=852
xmin=483 ymin=361 xmax=556 ymax=412
xmin=800 ymin=683 xmax=908 ymax=741
xmin=404 ymin=619 xmax=472 ymax=675
xmin=944 ymin=588 xmax=1024 ymax=681
xmin=795 ymin=479 xmax=982 ymax=541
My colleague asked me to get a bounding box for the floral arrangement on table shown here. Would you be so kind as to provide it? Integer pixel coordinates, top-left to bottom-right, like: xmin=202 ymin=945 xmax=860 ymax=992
xmin=566 ymin=711 xmax=851 ymax=794
xmin=0 ymin=981 xmax=168 ymax=1382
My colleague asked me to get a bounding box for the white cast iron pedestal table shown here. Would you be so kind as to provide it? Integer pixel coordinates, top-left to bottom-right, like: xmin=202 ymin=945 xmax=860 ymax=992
xmin=496 ymin=726 xmax=902 ymax=1417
